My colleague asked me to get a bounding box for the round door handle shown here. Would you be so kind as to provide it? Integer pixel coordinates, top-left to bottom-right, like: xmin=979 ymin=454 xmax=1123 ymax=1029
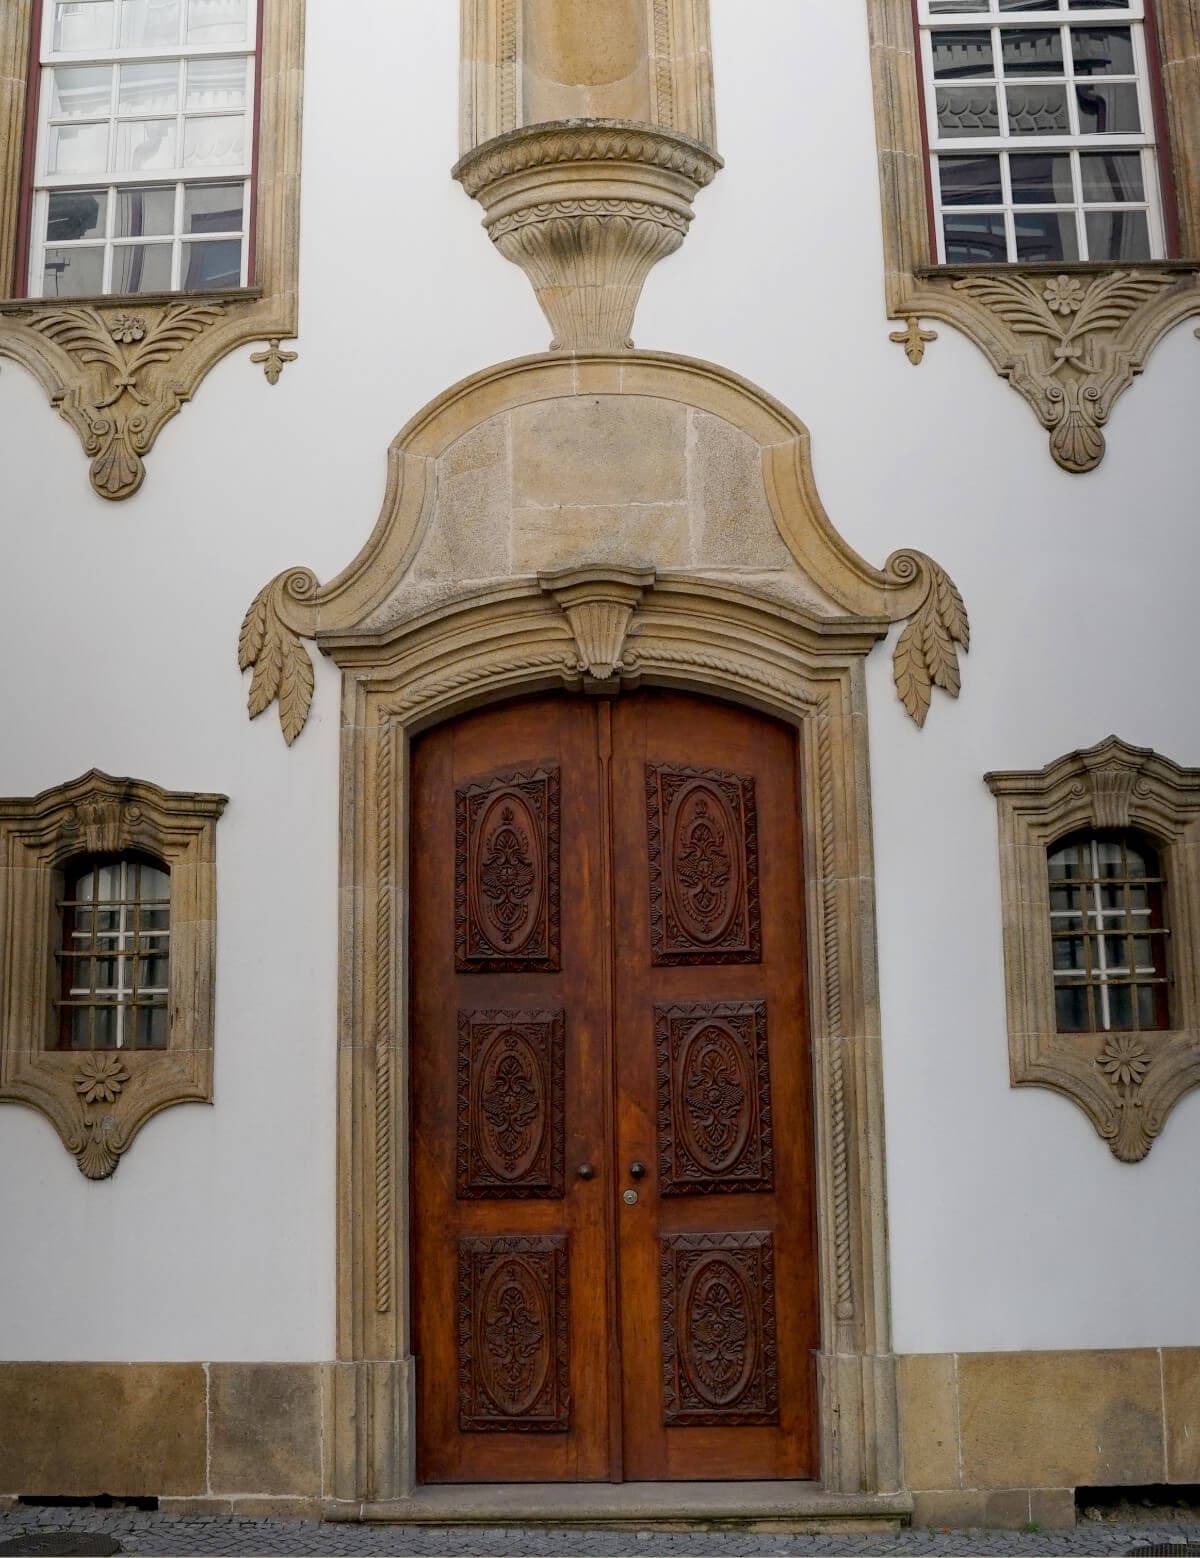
xmin=629 ymin=1160 xmax=646 ymax=1179
xmin=576 ymin=1163 xmax=595 ymax=1180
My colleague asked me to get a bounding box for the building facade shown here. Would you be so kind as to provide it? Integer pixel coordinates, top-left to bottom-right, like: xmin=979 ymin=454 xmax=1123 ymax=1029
xmin=0 ymin=0 xmax=1198 ymax=1530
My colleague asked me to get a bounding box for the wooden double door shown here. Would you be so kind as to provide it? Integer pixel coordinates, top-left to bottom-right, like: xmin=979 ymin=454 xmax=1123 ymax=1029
xmin=411 ymin=691 xmax=819 ymax=1484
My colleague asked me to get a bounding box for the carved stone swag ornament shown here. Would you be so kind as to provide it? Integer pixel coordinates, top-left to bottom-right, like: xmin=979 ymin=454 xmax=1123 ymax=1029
xmin=0 ymin=0 xmax=305 ymax=500
xmin=986 ymin=737 xmax=1200 ymax=1162
xmin=867 ymin=0 xmax=1200 ymax=472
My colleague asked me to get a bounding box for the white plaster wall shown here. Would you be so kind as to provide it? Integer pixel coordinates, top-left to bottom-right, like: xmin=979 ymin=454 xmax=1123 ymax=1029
xmin=0 ymin=0 xmax=1197 ymax=1360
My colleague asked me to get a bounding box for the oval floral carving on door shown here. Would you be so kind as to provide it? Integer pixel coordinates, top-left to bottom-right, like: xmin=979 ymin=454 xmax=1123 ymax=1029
xmin=679 ymin=1255 xmax=759 ymax=1407
xmin=678 ymin=1021 xmax=753 ymax=1175
xmin=457 ymin=768 xmax=561 ymax=971
xmin=479 ymin=1257 xmax=552 ymax=1416
xmin=458 ymin=1234 xmax=570 ymax=1432
xmin=655 ymin=1001 xmax=773 ymax=1195
xmin=660 ymin=1231 xmax=779 ymax=1426
xmin=457 ymin=1010 xmax=564 ymax=1199
xmin=646 ymin=765 xmax=760 ymax=964
xmin=476 ymin=1026 xmax=546 ymax=1182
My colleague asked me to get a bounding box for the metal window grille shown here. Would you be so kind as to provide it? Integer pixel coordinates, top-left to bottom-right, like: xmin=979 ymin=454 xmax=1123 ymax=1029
xmin=1048 ymin=830 xmax=1170 ymax=1033
xmin=55 ymin=853 xmax=170 ymax=1050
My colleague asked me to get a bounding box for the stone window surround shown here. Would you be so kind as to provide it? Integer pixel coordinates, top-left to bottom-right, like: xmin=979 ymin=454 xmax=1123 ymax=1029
xmin=985 ymin=735 xmax=1200 ymax=1163
xmin=0 ymin=0 xmax=304 ymax=501
xmin=0 ymin=769 xmax=227 ymax=1179
xmin=867 ymin=0 xmax=1200 ymax=473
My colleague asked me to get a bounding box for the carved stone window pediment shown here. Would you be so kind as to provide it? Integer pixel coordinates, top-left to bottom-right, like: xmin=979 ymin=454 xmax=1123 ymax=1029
xmin=0 ymin=2 xmax=305 ymax=501
xmin=0 ymin=770 xmax=227 ymax=1178
xmin=868 ymin=0 xmax=1200 ymax=472
xmin=986 ymin=736 xmax=1200 ymax=1161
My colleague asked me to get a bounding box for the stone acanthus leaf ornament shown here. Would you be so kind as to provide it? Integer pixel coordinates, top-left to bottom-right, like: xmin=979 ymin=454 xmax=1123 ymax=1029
xmin=951 ymin=270 xmax=1178 ymax=473
xmin=1 ymin=300 xmax=225 ymax=500
xmin=889 ymin=318 xmax=937 ymax=366
xmin=892 ymin=561 xmax=969 ymax=729
xmin=238 ymin=568 xmax=319 ymax=746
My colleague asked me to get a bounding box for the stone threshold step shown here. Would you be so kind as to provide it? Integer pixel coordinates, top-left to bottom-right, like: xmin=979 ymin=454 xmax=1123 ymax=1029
xmin=325 ymin=1482 xmax=913 ymax=1530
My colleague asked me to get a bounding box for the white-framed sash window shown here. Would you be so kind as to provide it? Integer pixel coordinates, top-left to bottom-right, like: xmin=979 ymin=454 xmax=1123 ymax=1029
xmin=917 ymin=0 xmax=1167 ymax=263
xmin=29 ymin=0 xmax=258 ymax=297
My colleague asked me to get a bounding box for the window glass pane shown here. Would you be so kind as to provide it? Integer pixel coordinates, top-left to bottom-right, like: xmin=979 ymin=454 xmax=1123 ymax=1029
xmin=51 ymin=66 xmax=112 ymax=120
xmin=1136 ymin=986 xmax=1157 ymax=1028
xmin=943 ymin=211 xmax=1008 ymax=260
xmin=70 ymin=1007 xmax=93 ymax=1050
xmin=931 ymin=0 xmax=989 ymax=10
xmin=47 ymin=189 xmax=106 ymax=242
xmin=186 ymin=0 xmax=248 ymax=43
xmin=48 ymin=121 xmax=109 ymax=177
xmin=1007 ymin=84 xmax=1071 ymax=134
xmin=182 ymin=237 xmax=241 ymax=288
xmin=1053 ymin=935 xmax=1087 ymax=972
xmin=1014 ymin=208 xmax=1080 ymax=260
xmin=119 ymin=0 xmax=182 ymax=47
xmin=114 ymin=184 xmax=175 ymax=236
xmin=1072 ymin=26 xmax=1135 ymax=75
xmin=140 ymin=905 xmax=170 ymax=930
xmin=940 ymin=154 xmax=1004 ymax=204
xmin=1107 ymin=984 xmax=1133 ymax=1029
xmin=1010 ymin=152 xmax=1074 ymax=202
xmin=93 ymin=1006 xmax=117 ymax=1047
xmin=119 ymin=60 xmax=179 ymax=115
xmin=54 ymin=2 xmax=116 ymax=52
xmin=135 ymin=1005 xmax=169 ymax=1048
xmin=111 ymin=242 xmax=173 ymax=292
xmin=140 ymin=864 xmax=170 ymax=898
xmin=1096 ymin=839 xmax=1123 ymax=877
xmin=182 ymin=114 xmax=245 ymax=169
xmin=1124 ymin=839 xmax=1150 ymax=876
xmin=43 ymin=245 xmax=104 ymax=295
xmin=932 ymin=31 xmax=995 ymax=79
xmin=184 ymin=180 xmax=242 ymax=231
xmin=1001 ymin=29 xmax=1064 ymax=76
xmin=937 ymin=88 xmax=1001 ymax=136
xmin=1086 ymin=207 xmax=1150 ymax=259
xmin=1001 ymin=0 xmax=1060 ymax=10
xmin=186 ymin=56 xmax=247 ymax=110
xmin=115 ymin=118 xmax=177 ymax=172
xmin=1079 ymin=149 xmax=1144 ymax=201
xmin=1055 ymin=985 xmax=1091 ymax=1032
xmin=1077 ymin=81 xmax=1141 ymax=132
xmin=137 ymin=951 xmax=169 ymax=989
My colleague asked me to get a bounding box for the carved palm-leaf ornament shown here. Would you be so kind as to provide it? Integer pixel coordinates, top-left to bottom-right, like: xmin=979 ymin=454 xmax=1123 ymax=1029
xmin=893 ymin=561 xmax=969 ymax=728
xmin=238 ymin=570 xmax=318 ymax=746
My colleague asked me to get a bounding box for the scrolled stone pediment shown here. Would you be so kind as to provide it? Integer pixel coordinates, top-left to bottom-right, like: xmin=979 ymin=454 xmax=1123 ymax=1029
xmin=237 ymin=352 xmax=970 ymax=743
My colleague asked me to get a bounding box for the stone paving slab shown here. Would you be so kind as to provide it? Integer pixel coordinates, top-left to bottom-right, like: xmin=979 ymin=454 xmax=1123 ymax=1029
xmin=2 ymin=1511 xmax=1200 ymax=1558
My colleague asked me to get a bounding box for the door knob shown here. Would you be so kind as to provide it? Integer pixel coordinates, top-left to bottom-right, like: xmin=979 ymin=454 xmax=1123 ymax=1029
xmin=576 ymin=1162 xmax=595 ymax=1180
xmin=629 ymin=1160 xmax=646 ymax=1179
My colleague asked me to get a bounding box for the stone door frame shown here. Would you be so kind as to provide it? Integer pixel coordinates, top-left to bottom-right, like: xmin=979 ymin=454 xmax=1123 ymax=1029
xmin=323 ymin=568 xmax=905 ymax=1512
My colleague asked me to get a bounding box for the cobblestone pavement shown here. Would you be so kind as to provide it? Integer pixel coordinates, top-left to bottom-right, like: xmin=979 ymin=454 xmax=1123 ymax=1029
xmin=2 ymin=1510 xmax=1200 ymax=1557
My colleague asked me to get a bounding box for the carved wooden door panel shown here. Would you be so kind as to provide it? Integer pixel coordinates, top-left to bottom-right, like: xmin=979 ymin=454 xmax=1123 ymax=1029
xmin=411 ymin=698 xmax=615 ymax=1483
xmin=609 ymin=693 xmax=819 ymax=1480
xmin=411 ymin=691 xmax=818 ymax=1485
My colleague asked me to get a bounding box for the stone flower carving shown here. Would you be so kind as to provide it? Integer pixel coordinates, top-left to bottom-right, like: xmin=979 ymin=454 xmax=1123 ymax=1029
xmin=108 ymin=313 xmax=146 ymax=344
xmin=1042 ymin=276 xmax=1084 ymax=316
xmin=1099 ymin=1034 xmax=1151 ymax=1089
xmin=74 ymin=1053 xmax=130 ymax=1104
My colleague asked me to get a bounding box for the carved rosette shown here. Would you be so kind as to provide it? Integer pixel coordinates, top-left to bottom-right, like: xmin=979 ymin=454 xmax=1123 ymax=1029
xmin=453 ymin=122 xmax=722 ymax=351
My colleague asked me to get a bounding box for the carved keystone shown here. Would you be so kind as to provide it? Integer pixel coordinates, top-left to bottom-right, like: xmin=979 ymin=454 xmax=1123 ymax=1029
xmin=539 ymin=564 xmax=655 ymax=680
xmin=454 ymin=122 xmax=721 ymax=351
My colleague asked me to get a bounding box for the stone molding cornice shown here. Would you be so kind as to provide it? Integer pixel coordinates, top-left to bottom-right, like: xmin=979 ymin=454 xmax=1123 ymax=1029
xmin=986 ymin=736 xmax=1200 ymax=1162
xmin=454 ymin=122 xmax=722 ymax=351
xmin=236 ymin=352 xmax=968 ymax=743
xmin=867 ymin=0 xmax=1200 ymax=472
xmin=0 ymin=770 xmax=227 ymax=1178
xmin=0 ymin=0 xmax=305 ymax=501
